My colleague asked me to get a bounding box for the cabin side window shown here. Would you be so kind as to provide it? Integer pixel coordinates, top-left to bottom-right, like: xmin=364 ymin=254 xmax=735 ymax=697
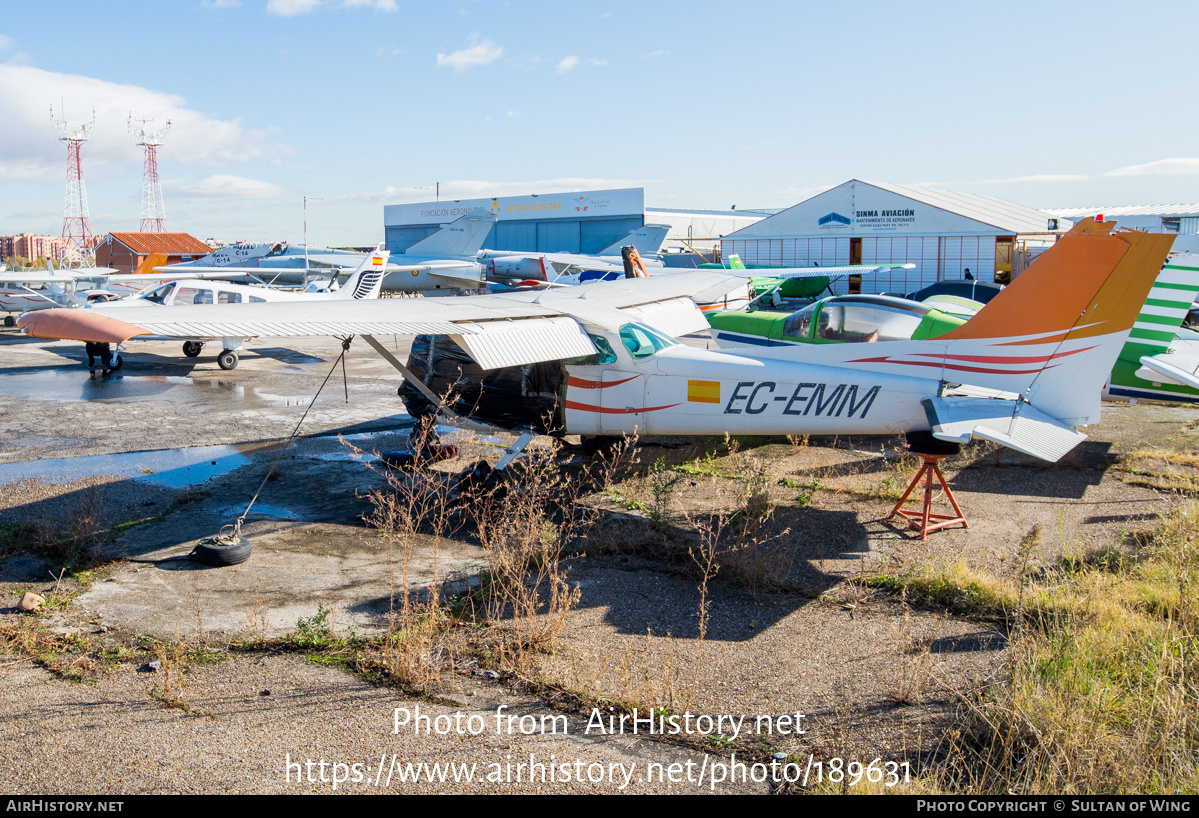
xmin=816 ymin=304 xmax=923 ymax=343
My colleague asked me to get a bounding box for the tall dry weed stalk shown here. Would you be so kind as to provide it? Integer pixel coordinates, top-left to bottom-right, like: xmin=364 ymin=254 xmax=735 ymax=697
xmin=362 ymin=417 xmax=462 ymax=691
xmin=470 ymin=441 xmax=620 ymax=672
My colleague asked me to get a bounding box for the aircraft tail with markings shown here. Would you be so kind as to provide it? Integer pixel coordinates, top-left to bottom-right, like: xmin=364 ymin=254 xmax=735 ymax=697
xmin=403 ymin=212 xmax=496 ymax=258
xmin=335 ymin=247 xmax=389 ymax=300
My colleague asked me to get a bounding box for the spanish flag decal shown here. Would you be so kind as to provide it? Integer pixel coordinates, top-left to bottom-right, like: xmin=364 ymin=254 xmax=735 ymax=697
xmin=687 ymin=380 xmax=720 ymax=404
xmin=372 ymin=256 xmax=384 ymax=266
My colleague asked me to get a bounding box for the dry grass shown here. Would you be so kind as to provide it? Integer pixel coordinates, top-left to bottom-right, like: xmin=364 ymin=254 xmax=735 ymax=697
xmin=875 ymin=509 xmax=1199 ymax=794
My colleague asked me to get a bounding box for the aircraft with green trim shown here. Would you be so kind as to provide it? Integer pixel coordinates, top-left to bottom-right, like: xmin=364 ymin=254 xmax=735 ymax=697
xmin=699 ymin=254 xmax=916 ymax=302
xmin=1104 ymin=238 xmax=1199 ymax=403
xmin=707 ymin=227 xmax=1199 ymax=405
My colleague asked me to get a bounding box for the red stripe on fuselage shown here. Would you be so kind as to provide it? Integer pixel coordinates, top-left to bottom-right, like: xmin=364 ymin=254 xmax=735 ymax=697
xmin=567 ymin=374 xmax=640 ymax=389
xmin=564 ymin=400 xmax=680 ymax=415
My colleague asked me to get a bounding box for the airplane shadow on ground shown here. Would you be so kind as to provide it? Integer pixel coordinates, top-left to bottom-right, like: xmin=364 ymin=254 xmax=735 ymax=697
xmin=347 ymin=502 xmax=884 ymax=643
xmin=944 ymin=440 xmax=1116 ymax=500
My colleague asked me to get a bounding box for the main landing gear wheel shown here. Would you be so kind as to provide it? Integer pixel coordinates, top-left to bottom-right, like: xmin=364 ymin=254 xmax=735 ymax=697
xmin=3 ymin=316 xmax=14 ymax=328
xmin=107 ymin=353 xmax=123 ymax=372
xmin=217 ymin=350 xmax=239 ymax=370
xmin=182 ymin=341 xmax=203 ymax=358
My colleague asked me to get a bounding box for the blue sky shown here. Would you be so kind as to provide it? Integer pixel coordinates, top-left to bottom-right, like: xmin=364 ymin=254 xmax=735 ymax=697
xmin=1 ymin=1 xmax=1196 ymax=246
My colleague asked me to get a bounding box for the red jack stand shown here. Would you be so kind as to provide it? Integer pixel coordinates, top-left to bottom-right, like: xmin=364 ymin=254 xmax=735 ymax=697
xmin=889 ymin=453 xmax=968 ymax=540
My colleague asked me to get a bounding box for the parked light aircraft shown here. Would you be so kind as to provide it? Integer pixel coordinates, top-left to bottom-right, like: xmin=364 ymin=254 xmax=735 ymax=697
xmin=483 ymin=224 xmax=672 ymax=286
xmin=699 ymin=254 xmax=919 ymax=302
xmin=51 ymin=247 xmax=389 ymax=370
xmin=162 ymin=214 xmax=493 ymax=293
xmin=18 ymin=225 xmax=1172 ymax=466
xmin=0 ymin=262 xmax=122 ymax=325
xmin=704 ymin=220 xmax=1199 ymax=410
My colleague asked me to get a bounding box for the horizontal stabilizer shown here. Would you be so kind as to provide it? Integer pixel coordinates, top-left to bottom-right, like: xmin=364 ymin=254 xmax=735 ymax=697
xmin=1136 ymin=353 xmax=1199 ymax=390
xmin=924 ymin=396 xmax=1087 ymax=462
xmin=450 ymin=316 xmax=596 ymax=370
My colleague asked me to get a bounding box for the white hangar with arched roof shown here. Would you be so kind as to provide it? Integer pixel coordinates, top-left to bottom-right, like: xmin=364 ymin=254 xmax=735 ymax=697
xmin=720 ymin=179 xmax=1067 ymax=295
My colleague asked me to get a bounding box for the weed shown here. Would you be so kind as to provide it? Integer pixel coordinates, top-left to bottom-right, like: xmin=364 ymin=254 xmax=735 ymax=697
xmin=648 ymin=457 xmax=682 ymax=527
xmin=294 ymin=604 xmax=334 ymax=647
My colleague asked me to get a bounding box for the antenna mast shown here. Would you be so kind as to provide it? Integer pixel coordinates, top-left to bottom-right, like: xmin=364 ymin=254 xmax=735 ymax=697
xmin=128 ymin=113 xmax=171 ymax=232
xmin=51 ymin=105 xmax=96 ymax=261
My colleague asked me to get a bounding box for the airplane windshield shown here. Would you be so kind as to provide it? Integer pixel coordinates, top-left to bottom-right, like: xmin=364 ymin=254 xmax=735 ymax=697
xmin=783 ymin=304 xmax=818 ymax=338
xmin=563 ymin=334 xmax=617 ymax=366
xmin=619 ymin=323 xmax=679 ymax=359
xmin=140 ymin=283 xmax=174 ymax=304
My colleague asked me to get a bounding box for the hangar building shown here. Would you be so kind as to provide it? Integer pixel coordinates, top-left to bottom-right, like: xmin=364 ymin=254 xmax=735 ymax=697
xmin=720 ymin=180 xmax=1064 ymax=295
xmin=383 ymin=188 xmax=767 ymax=257
xmin=1042 ymin=204 xmax=1199 ymax=235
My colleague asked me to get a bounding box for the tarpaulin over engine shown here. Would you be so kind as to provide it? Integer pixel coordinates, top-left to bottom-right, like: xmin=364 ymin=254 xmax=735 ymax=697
xmin=398 ymin=335 xmax=566 ymax=434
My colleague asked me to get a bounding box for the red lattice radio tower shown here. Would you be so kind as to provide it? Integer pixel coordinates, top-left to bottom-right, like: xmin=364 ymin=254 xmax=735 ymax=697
xmin=129 ymin=114 xmax=170 ymax=233
xmin=51 ymin=105 xmax=95 ymax=260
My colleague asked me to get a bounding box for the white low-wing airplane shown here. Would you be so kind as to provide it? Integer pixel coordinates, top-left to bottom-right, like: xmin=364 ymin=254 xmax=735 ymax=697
xmin=18 ymin=225 xmax=1171 ymax=464
xmin=49 ymin=247 xmax=389 ymax=370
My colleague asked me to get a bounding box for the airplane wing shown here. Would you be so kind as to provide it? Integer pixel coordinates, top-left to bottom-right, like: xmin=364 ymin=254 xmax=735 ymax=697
xmin=0 ymin=271 xmax=117 ymax=284
xmin=18 ymin=271 xmax=744 ymax=370
xmin=749 ymin=263 xmax=917 ymax=280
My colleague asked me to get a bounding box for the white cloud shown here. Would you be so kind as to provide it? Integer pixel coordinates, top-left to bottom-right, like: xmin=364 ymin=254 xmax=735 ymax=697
xmin=266 ymin=0 xmax=321 ymax=16
xmin=342 ymin=0 xmax=397 ymax=10
xmin=0 ymin=33 xmax=14 ymax=51
xmin=436 ymin=35 xmax=503 ymax=71
xmin=1106 ymin=158 xmax=1199 ymax=177
xmin=163 ymin=175 xmax=287 ymax=201
xmin=972 ymin=173 xmax=1091 ymax=184
xmin=556 ymin=56 xmax=605 ymax=73
xmin=505 ymin=110 xmax=519 ymax=118
xmin=200 ymin=0 xmax=241 ymax=8
xmin=0 ymin=65 xmax=285 ymax=185
xmin=643 ymin=49 xmax=669 ymax=57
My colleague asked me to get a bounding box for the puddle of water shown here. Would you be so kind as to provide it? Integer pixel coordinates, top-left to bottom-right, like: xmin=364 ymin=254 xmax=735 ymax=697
xmin=223 ymin=502 xmax=300 ymax=521
xmin=0 ymin=444 xmax=252 ymax=489
xmin=0 ymin=370 xmax=315 ymax=408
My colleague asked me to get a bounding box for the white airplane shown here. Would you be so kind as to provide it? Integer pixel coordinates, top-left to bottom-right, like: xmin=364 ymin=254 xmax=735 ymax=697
xmin=482 ymin=223 xmax=672 ymax=287
xmin=160 ymin=213 xmax=494 ymax=293
xmin=51 ymin=247 xmax=389 ymax=370
xmin=18 ymin=225 xmax=1171 ymax=467
xmin=0 ymin=261 xmax=123 ymax=326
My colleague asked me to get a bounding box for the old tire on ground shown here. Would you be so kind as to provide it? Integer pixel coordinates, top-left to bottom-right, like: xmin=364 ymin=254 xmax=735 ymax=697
xmin=904 ymin=430 xmax=962 ymax=457
xmin=217 ymin=350 xmax=239 ymax=370
xmin=182 ymin=341 xmax=203 ymax=358
xmin=194 ymin=535 xmax=251 ymax=567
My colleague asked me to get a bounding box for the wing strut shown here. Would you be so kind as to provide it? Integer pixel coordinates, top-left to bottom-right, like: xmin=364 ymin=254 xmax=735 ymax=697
xmin=361 ymin=334 xmax=505 ymax=435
